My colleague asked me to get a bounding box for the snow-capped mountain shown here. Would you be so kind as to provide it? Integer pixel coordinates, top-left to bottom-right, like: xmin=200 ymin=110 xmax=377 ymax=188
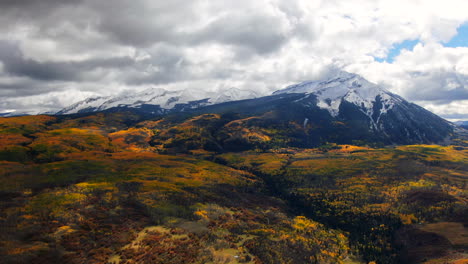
xmin=56 ymin=87 xmax=259 ymax=115
xmin=56 ymin=96 xmax=111 ymax=115
xmin=454 ymin=121 xmax=468 ymax=126
xmin=211 ymin=87 xmax=259 ymax=104
xmin=267 ymin=70 xmax=453 ymax=143
xmin=454 ymin=121 xmax=468 ymax=130
xmin=58 ymin=70 xmax=397 ymax=117
xmin=273 ymin=71 xmax=402 ymax=123
xmin=55 ymin=70 xmax=453 ymax=144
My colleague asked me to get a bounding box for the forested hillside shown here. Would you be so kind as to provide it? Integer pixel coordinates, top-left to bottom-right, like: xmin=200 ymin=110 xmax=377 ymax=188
xmin=0 ymin=112 xmax=466 ymax=264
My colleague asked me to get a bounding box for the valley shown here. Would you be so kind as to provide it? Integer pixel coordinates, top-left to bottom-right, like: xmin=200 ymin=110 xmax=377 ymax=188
xmin=0 ymin=111 xmax=466 ymax=264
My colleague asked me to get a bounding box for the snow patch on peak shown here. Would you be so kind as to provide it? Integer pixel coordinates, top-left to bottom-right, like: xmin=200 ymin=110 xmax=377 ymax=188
xmin=211 ymin=87 xmax=259 ymax=104
xmin=57 ymin=86 xmax=259 ymax=115
xmin=56 ymin=96 xmax=111 ymax=115
xmin=273 ymin=70 xmax=399 ymax=118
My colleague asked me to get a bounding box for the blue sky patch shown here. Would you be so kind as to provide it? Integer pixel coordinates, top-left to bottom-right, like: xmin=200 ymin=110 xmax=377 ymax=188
xmin=376 ymin=23 xmax=468 ymax=63
xmin=443 ymin=23 xmax=468 ymax=48
xmin=375 ymin=39 xmax=419 ymax=63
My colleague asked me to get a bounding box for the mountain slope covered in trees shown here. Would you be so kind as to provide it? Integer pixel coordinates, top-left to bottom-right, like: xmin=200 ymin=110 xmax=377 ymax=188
xmin=0 ymin=110 xmax=466 ymax=264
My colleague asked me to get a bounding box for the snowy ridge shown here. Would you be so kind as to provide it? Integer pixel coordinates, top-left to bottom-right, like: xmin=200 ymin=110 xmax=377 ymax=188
xmin=58 ymin=70 xmax=400 ymax=122
xmin=273 ymin=71 xmax=402 ymax=125
xmin=211 ymin=87 xmax=259 ymax=104
xmin=57 ymin=87 xmax=259 ymax=115
xmin=57 ymin=96 xmax=111 ymax=115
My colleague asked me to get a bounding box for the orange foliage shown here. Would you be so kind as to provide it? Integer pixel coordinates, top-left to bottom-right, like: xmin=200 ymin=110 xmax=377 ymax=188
xmin=0 ymin=134 xmax=32 ymax=148
xmin=109 ymin=127 xmax=154 ymax=152
xmin=30 ymin=128 xmax=111 ymax=156
xmin=0 ymin=115 xmax=56 ymax=128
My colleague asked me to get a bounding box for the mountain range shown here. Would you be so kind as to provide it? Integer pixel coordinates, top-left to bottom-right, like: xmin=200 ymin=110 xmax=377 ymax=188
xmin=56 ymin=71 xmax=455 ymax=145
xmin=1 ymin=72 xmax=467 ymax=264
xmin=56 ymin=87 xmax=260 ymax=115
xmin=455 ymin=120 xmax=468 ymax=129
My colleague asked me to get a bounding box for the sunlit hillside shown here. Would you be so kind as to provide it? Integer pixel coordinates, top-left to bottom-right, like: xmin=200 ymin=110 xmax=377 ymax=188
xmin=0 ymin=113 xmax=467 ymax=264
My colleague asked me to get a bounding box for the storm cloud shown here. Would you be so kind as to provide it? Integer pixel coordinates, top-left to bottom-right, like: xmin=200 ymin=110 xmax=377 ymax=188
xmin=0 ymin=41 xmax=135 ymax=81
xmin=0 ymin=0 xmax=467 ymax=120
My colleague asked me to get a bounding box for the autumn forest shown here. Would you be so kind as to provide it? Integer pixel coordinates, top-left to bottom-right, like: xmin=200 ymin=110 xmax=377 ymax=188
xmin=0 ymin=111 xmax=467 ymax=264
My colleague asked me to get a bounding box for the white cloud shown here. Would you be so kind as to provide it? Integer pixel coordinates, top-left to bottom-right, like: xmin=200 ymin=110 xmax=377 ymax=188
xmin=0 ymin=0 xmax=468 ymax=119
xmin=349 ymin=43 xmax=468 ymax=120
xmin=417 ymin=100 xmax=468 ymax=121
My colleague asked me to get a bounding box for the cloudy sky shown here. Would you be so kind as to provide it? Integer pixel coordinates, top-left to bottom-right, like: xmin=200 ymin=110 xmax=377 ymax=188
xmin=1 ymin=0 xmax=468 ymax=120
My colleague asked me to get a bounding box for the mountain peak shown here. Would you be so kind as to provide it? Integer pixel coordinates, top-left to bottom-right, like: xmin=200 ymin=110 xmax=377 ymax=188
xmin=273 ymin=70 xmax=399 ymax=118
xmin=273 ymin=70 xmax=375 ymax=95
xmin=326 ymin=69 xmax=360 ymax=81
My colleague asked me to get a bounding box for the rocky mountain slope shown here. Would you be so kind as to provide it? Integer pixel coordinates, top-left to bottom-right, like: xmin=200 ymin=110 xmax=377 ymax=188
xmin=56 ymin=71 xmax=454 ymax=145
